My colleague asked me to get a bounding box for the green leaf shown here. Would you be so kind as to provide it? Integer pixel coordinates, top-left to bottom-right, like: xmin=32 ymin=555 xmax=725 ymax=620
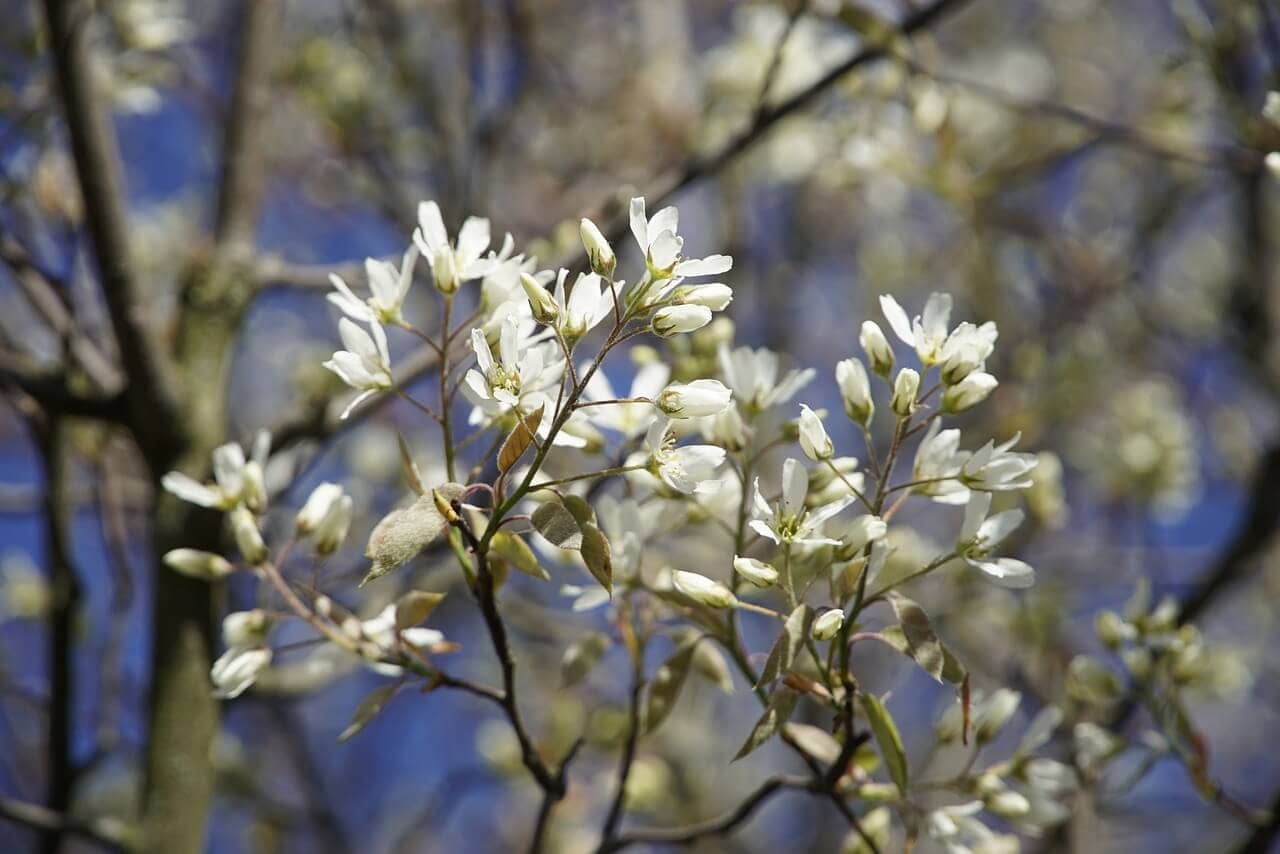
xmin=531 ymin=501 xmax=583 ymax=550
xmin=563 ymin=494 xmax=595 ymax=527
xmin=887 ymin=593 xmax=944 ymax=682
xmin=560 ymin=632 xmax=611 ymax=688
xmin=784 ymin=722 xmax=842 ymax=765
xmin=498 ymin=405 xmax=544 ymax=473
xmin=875 ymin=625 xmax=967 ymax=686
xmin=394 ymin=590 xmax=446 ymax=630
xmin=757 ymin=604 xmax=812 ymax=688
xmin=491 ymin=531 xmax=548 ymax=580
xmin=734 ymin=686 xmax=799 ymax=760
xmin=644 ymin=641 xmax=698 ymax=734
xmin=860 ymin=692 xmax=908 ymax=792
xmin=580 ymin=523 xmax=613 ymax=595
xmin=339 ymin=682 xmax=400 ymax=742
xmin=396 ymin=432 xmax=426 ymax=496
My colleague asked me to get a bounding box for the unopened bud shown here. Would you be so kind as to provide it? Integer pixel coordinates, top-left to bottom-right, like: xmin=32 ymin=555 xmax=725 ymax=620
xmin=520 ymin=272 xmax=559 ymax=324
xmin=163 ymin=548 xmax=234 ymax=580
xmin=812 ymin=608 xmax=845 ymax=640
xmin=229 ymin=506 xmax=267 ymax=566
xmin=890 ymin=368 xmax=920 ymax=416
xmin=580 ymin=218 xmax=616 ymax=278
xmin=860 ymin=321 xmax=894 ymax=377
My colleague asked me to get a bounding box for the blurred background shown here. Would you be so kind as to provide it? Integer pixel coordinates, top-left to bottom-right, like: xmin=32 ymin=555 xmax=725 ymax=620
xmin=1 ymin=0 xmax=1279 ymax=851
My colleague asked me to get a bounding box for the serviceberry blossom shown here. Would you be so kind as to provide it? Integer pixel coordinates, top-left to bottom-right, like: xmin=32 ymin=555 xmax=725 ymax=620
xmin=913 ymin=420 xmax=971 ymax=504
xmin=880 ymin=291 xmax=954 ymax=365
xmin=719 ymin=344 xmax=815 ymax=414
xmin=323 ymin=318 xmax=393 ymax=419
xmin=798 ymin=404 xmax=833 ymax=461
xmin=957 ymin=491 xmax=1035 ymax=588
xmin=628 ymin=196 xmax=733 ymax=281
xmin=327 ymin=243 xmax=419 ymax=325
xmin=962 ymin=434 xmax=1038 ymax=492
xmin=750 ymin=458 xmax=853 ymax=547
xmin=414 ymin=201 xmax=494 ymax=294
xmin=634 ymin=417 xmax=726 ymax=494
xmin=656 ymin=379 xmax=733 ymax=419
xmin=463 ymin=317 xmax=561 ymax=419
xmin=551 ymin=269 xmax=620 ymax=345
xmin=162 ymin=430 xmax=270 ymax=511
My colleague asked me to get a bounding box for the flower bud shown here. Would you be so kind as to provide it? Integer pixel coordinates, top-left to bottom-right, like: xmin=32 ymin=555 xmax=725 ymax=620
xmin=229 ymin=506 xmax=267 ymax=566
xmin=1122 ymin=647 xmax=1153 ymax=680
xmin=812 ymin=608 xmax=845 ymax=640
xmin=860 ymin=321 xmax=894 ymax=377
xmin=1094 ymin=610 xmax=1135 ymax=648
xmin=974 ymin=688 xmax=1021 ymax=743
xmin=520 ymin=272 xmax=560 ymax=324
xmin=580 ymin=217 xmax=616 ymax=278
xmin=651 ymin=305 xmax=712 ymax=337
xmin=241 ymin=461 xmax=267 ymax=513
xmin=223 ymin=609 xmax=271 ymax=648
xmin=798 ymin=405 xmax=834 ymax=460
xmin=163 ymin=548 xmax=234 ymax=580
xmin=211 ymin=646 xmax=271 ymax=699
xmin=890 ymin=367 xmax=920 ymax=416
xmin=1066 ymin=655 xmax=1123 ymax=704
xmin=656 ymin=379 xmax=732 ymax=419
xmin=836 ymin=358 xmax=874 ymax=426
xmin=942 ymin=371 xmax=997 ymax=413
xmin=733 ymin=555 xmax=778 ymax=588
xmin=431 ymin=247 xmax=459 ymax=295
xmin=296 ymin=482 xmax=344 ymax=534
xmin=672 ymin=283 xmax=733 ymax=311
xmin=986 ymin=790 xmax=1031 ymax=819
xmin=672 ymin=570 xmax=736 ymax=609
xmin=701 ymin=405 xmax=750 ymax=452
xmin=314 ymin=494 xmax=353 ymax=555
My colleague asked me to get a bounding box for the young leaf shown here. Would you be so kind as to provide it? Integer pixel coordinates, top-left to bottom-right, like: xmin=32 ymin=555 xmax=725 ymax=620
xmin=560 ymin=631 xmax=611 ymax=688
xmin=498 ymin=405 xmax=544 ymax=473
xmin=491 ymin=531 xmax=548 ymax=580
xmin=580 ymin=523 xmax=613 ymax=594
xmin=887 ymin=592 xmax=944 ymax=682
xmin=531 ymin=501 xmax=583 ymax=550
xmin=396 ymin=432 xmax=426 ymax=496
xmin=563 ymin=494 xmax=595 ymax=527
xmin=644 ymin=641 xmax=698 ymax=734
xmin=784 ymin=722 xmax=843 ymax=765
xmin=757 ymin=604 xmax=812 ymax=688
xmin=860 ymin=693 xmax=909 ymax=792
xmin=875 ymin=625 xmax=968 ymax=686
xmin=395 ymin=591 xmax=446 ymax=630
xmin=734 ymin=686 xmax=799 ymax=760
xmin=339 ymin=682 xmax=400 ymax=742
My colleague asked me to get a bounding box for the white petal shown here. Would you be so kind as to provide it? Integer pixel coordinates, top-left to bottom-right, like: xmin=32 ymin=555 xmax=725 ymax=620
xmin=961 ymin=491 xmax=992 ymax=541
xmin=879 ymin=294 xmax=916 ymax=345
xmin=471 ymin=327 xmax=494 ymax=374
xmin=162 ymin=472 xmax=222 ymax=508
xmin=969 ymin=557 xmax=1036 ymax=588
xmin=629 ymin=197 xmax=648 ymax=250
xmin=647 ymin=206 xmax=679 ymax=247
xmin=674 ymin=254 xmax=733 ymax=277
xmin=781 ymin=458 xmax=808 ymax=516
xmin=417 ymin=201 xmax=448 ymax=254
xmin=456 ymin=216 xmax=491 ymax=267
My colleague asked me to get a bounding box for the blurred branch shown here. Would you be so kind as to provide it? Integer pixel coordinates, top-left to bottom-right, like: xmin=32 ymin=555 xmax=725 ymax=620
xmin=0 ymin=798 xmax=127 ymax=852
xmin=0 ymin=353 xmax=126 ymax=421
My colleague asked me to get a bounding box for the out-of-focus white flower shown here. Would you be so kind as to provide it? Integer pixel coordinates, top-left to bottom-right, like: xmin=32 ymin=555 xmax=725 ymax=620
xmin=890 ymin=367 xmax=920 ymax=416
xmin=836 ymin=358 xmax=874 ymax=425
xmin=636 ymin=418 xmax=726 ymax=494
xmin=958 ymin=492 xmax=1034 ymax=588
xmin=750 ymin=458 xmax=853 ymax=547
xmin=962 ymin=434 xmax=1038 ymax=492
xmin=323 ymin=318 xmax=393 ymax=419
xmin=912 ymin=420 xmax=971 ymax=504
xmin=733 ymin=555 xmax=778 ymax=588
xmin=1074 ymin=722 xmax=1124 ymax=775
xmin=230 ymin=506 xmax=267 ymax=566
xmin=413 ymin=200 xmax=493 ymax=294
xmin=943 ymin=371 xmax=998 ymax=413
xmin=162 ymin=431 xmax=271 ymax=511
xmin=296 ymin=483 xmax=344 ymax=533
xmin=584 ymin=363 xmax=671 ymax=439
xmin=672 ymin=570 xmax=736 ymax=609
xmin=223 ymin=609 xmax=271 ymax=649
xmin=700 ymin=403 xmax=751 ymax=451
xmin=860 ymin=320 xmax=894 ymax=377
xmin=798 ymin=404 xmax=834 ymax=460
xmin=328 ymin=244 xmax=420 ymax=325
xmin=972 ymin=688 xmax=1021 ymax=743
xmin=163 ymin=548 xmax=234 ymax=579
xmin=297 ymin=483 xmax=354 ymax=554
xmin=628 ymin=197 xmax=733 ymax=280
xmin=211 ymin=646 xmax=272 ymax=699
xmin=812 ymin=608 xmax=844 ymax=640
xmin=657 ymin=379 xmax=732 ymax=419
xmin=580 ymin=217 xmax=616 ymax=278
xmin=652 ymin=304 xmax=712 ymax=337
xmin=719 ymin=344 xmax=815 ymax=414
xmin=939 ymin=321 xmax=998 ymax=385
xmin=834 ymin=514 xmax=887 ymax=560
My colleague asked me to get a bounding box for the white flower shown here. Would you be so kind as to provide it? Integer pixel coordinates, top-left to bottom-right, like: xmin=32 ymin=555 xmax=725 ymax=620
xmin=859 ymin=320 xmax=894 ymax=377
xmin=939 ymin=321 xmax=998 ymax=385
xmin=657 ymin=379 xmax=732 ymax=419
xmin=552 ymin=269 xmax=619 ymax=344
xmin=972 ymin=688 xmax=1021 ymax=742
xmin=481 ymin=235 xmax=542 ymax=312
xmin=327 ymin=244 xmax=420 ymax=325
xmin=310 ymin=490 xmax=353 ymax=555
xmin=733 ymin=555 xmax=778 ymax=588
xmin=163 ymin=548 xmax=234 ymax=579
xmin=812 ymin=608 xmax=844 ymax=640
xmin=880 ymin=291 xmax=953 ymax=365
xmin=943 ymin=371 xmax=998 ymax=413
xmin=211 ymin=646 xmax=271 ymax=699
xmin=718 ymin=344 xmax=815 ymax=414
xmin=672 ymin=570 xmax=736 ymax=609
xmin=296 ymin=482 xmax=344 ymax=533
xmin=962 ymin=433 xmax=1038 ymax=492
xmin=223 ymin=609 xmax=271 ymax=648
xmin=638 ymin=417 xmax=726 ymax=494
xmin=628 ymin=197 xmax=733 ymax=280
xmin=162 ymin=431 xmax=271 ymax=511
xmin=750 ymin=458 xmax=853 ymax=547
xmin=958 ymin=492 xmax=1034 ymax=588
xmin=463 ymin=317 xmax=553 ymax=414
xmin=836 ymin=358 xmax=874 ymax=425
xmin=835 ymin=514 xmax=887 ymax=559
xmin=652 ymin=304 xmax=712 ymax=337
xmin=912 ymin=420 xmax=971 ymax=504
xmin=323 ymin=317 xmax=393 ymax=419
xmin=584 ymin=362 xmax=671 ymax=439
xmin=700 ymin=404 xmax=751 ymax=451
xmin=890 ymin=367 xmax=920 ymax=416
xmin=580 ymin=217 xmax=616 ymax=277
xmin=413 ymin=200 xmax=493 ymax=294
xmin=671 ymin=282 xmax=734 ymax=311
xmin=798 ymin=404 xmax=833 ymax=460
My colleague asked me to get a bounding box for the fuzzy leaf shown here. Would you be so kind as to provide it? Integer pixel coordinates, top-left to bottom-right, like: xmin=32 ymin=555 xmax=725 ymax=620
xmin=491 ymin=531 xmax=548 ymax=580
xmin=734 ymin=686 xmax=799 ymax=760
xmin=580 ymin=523 xmax=613 ymax=594
xmin=757 ymin=604 xmax=812 ymax=688
xmin=339 ymin=682 xmax=400 ymax=742
xmin=531 ymin=501 xmax=583 ymax=550
xmin=395 ymin=591 xmax=446 ymax=631
xmin=498 ymin=405 xmax=544 ymax=473
xmin=861 ymin=693 xmax=908 ymax=792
